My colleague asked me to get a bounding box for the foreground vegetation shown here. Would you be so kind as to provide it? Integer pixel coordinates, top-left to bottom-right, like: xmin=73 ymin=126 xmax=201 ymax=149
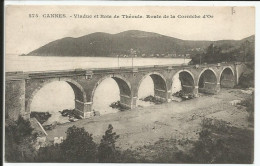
xmin=5 ymin=117 xmax=38 ymax=162
xmin=237 ymin=62 xmax=254 ymax=89
xmin=110 ymin=101 xmax=129 ymax=111
xmin=190 ymin=40 xmax=254 ymax=65
xmin=5 ymin=109 xmax=254 ymax=163
xmin=140 ymin=95 xmax=164 ymax=104
xmin=173 ymin=90 xmax=195 ymax=100
xmin=30 ymin=112 xmax=52 ymax=124
xmin=238 ymin=93 xmax=254 ymax=124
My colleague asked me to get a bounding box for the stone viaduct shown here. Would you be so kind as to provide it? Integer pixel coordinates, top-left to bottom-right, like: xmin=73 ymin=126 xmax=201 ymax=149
xmin=5 ymin=62 xmax=247 ymax=120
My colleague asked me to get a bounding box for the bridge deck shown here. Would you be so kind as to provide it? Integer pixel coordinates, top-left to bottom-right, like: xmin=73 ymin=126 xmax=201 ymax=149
xmin=5 ymin=62 xmax=238 ymax=80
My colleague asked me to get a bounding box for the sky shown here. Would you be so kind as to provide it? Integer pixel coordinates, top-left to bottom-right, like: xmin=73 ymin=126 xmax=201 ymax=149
xmin=5 ymin=5 xmax=255 ymax=54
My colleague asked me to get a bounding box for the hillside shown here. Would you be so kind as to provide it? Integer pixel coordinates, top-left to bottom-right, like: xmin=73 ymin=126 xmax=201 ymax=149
xmin=26 ymin=30 xmax=255 ymax=58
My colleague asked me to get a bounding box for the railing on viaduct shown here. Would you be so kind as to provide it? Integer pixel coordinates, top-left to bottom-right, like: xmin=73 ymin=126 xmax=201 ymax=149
xmin=5 ymin=62 xmax=247 ymax=120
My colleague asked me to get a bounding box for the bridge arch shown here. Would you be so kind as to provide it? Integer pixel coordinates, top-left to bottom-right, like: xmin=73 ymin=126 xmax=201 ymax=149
xmin=26 ymin=78 xmax=86 ymax=114
xmin=198 ymin=68 xmax=218 ymax=94
xmin=219 ymin=66 xmax=235 ymax=88
xmin=171 ymin=69 xmax=195 ymax=94
xmin=91 ymin=74 xmax=132 ymax=109
xmin=137 ymin=72 xmax=168 ymax=102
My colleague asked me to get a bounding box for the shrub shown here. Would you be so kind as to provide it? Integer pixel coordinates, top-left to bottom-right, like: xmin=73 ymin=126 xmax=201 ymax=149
xmin=109 ymin=101 xmax=129 ymax=111
xmin=116 ymin=149 xmax=142 ymax=163
xmin=238 ymin=69 xmax=254 ymax=89
xmin=59 ymin=109 xmax=82 ymax=119
xmin=98 ymin=124 xmax=120 ymax=162
xmin=239 ymin=94 xmax=254 ymax=123
xmin=191 ymin=118 xmax=254 ymax=163
xmin=201 ymin=118 xmax=230 ymax=132
xmin=173 ymin=90 xmax=195 ymax=100
xmin=142 ymin=95 xmax=164 ymax=104
xmin=5 ymin=116 xmax=38 ymax=162
xmin=60 ymin=125 xmax=97 ymax=162
xmin=35 ymin=144 xmax=63 ymax=162
xmin=30 ymin=112 xmax=51 ymax=124
xmin=35 ymin=125 xmax=98 ymax=162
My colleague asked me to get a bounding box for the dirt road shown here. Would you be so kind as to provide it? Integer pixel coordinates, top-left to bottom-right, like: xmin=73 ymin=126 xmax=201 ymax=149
xmin=46 ymin=89 xmax=251 ymax=150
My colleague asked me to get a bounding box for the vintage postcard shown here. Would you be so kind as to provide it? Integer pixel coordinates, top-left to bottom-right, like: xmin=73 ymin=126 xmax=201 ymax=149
xmin=4 ymin=3 xmax=255 ymax=164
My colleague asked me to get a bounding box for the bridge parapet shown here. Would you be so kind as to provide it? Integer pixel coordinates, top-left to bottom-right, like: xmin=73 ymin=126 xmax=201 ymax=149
xmin=6 ymin=62 xmax=237 ymax=80
xmin=6 ymin=71 xmax=28 ymax=81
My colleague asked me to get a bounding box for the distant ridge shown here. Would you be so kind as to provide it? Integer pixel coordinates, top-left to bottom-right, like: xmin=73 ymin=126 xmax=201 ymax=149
xmin=27 ymin=30 xmax=255 ymax=58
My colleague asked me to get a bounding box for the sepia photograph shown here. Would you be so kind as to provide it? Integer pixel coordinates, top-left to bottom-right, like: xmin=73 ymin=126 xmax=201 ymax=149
xmin=4 ymin=3 xmax=255 ymax=164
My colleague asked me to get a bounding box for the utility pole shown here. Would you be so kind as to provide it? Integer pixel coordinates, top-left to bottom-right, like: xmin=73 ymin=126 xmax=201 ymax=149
xmin=130 ymin=48 xmax=136 ymax=69
xmin=200 ymin=55 xmax=201 ymax=65
xmin=212 ymin=42 xmax=215 ymax=55
xmin=117 ymin=55 xmax=119 ymax=68
xmin=132 ymin=54 xmax=133 ymax=69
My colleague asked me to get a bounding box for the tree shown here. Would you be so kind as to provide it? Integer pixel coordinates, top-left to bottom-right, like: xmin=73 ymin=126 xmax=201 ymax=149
xmin=204 ymin=44 xmax=223 ymax=63
xmin=98 ymin=124 xmax=120 ymax=162
xmin=5 ymin=116 xmax=38 ymax=162
xmin=36 ymin=144 xmax=63 ymax=162
xmin=60 ymin=125 xmax=97 ymax=162
xmin=240 ymin=40 xmax=254 ymax=62
xmin=191 ymin=43 xmax=241 ymax=65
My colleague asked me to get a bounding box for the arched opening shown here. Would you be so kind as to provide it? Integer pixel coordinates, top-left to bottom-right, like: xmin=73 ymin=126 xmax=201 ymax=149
xmin=137 ymin=73 xmax=167 ymax=107
xmin=92 ymin=76 xmax=131 ymax=115
xmin=29 ymin=80 xmax=85 ymax=125
xmin=220 ymin=67 xmax=235 ymax=88
xmin=171 ymin=70 xmax=195 ymax=100
xmin=198 ymin=69 xmax=218 ymax=94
